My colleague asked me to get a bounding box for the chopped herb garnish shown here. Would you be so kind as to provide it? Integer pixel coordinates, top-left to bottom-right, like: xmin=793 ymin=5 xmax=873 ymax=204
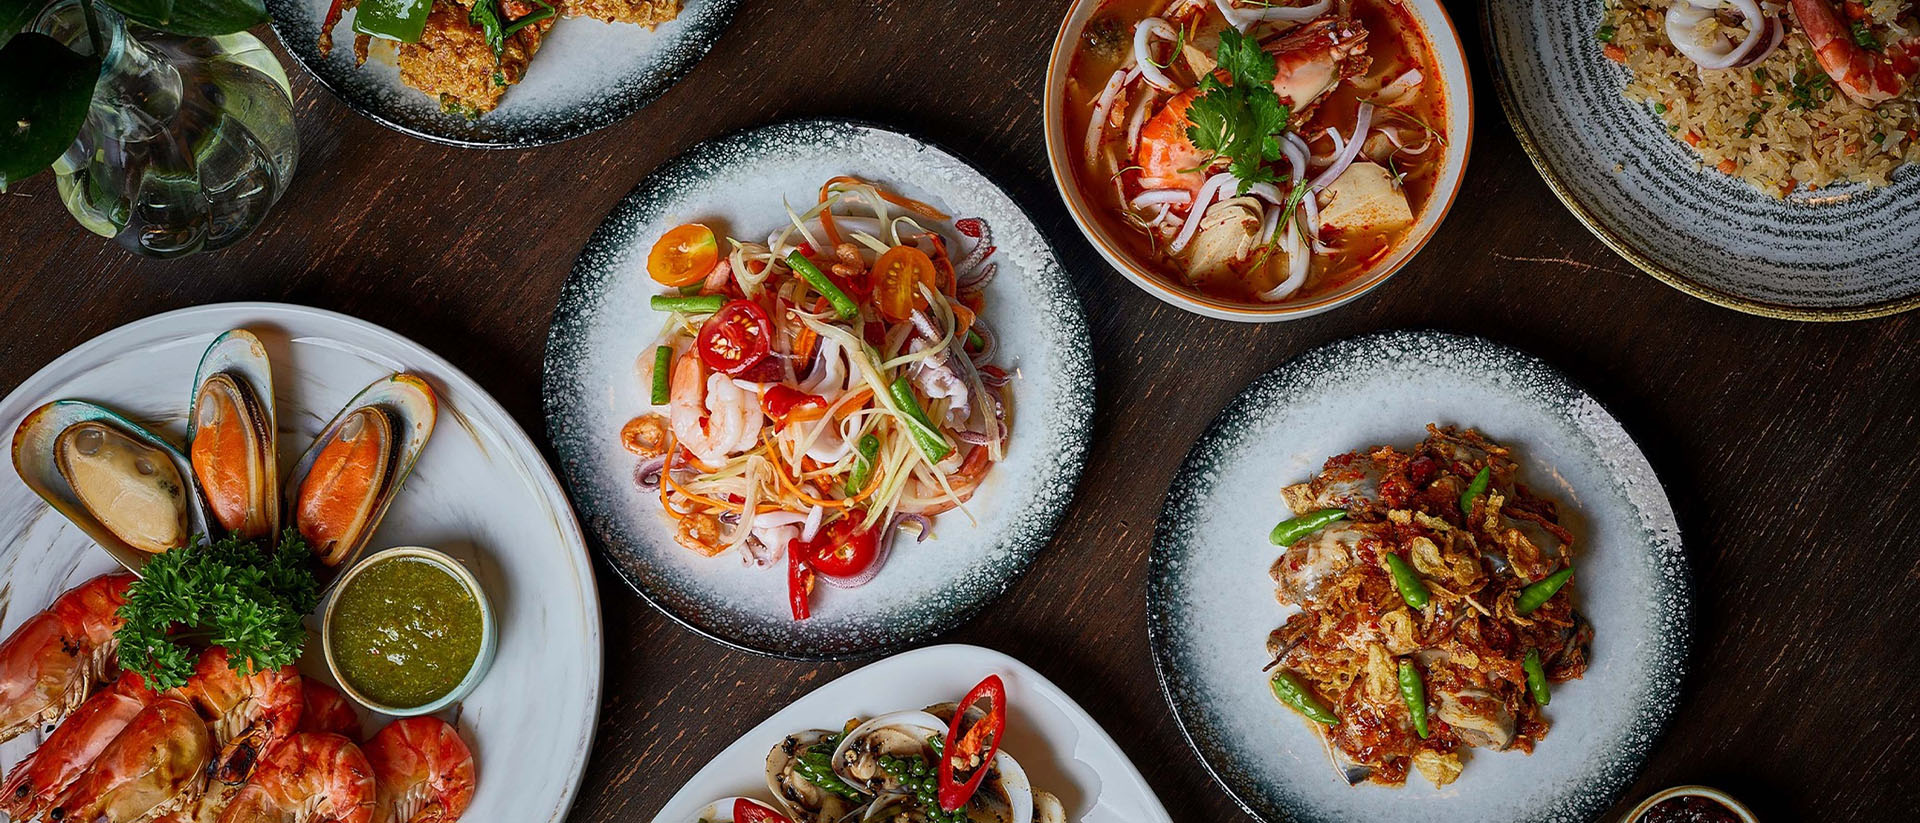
xmin=1654 ymin=102 xmax=1667 ymax=114
xmin=1596 ymin=24 xmax=1617 ymax=43
xmin=1851 ymin=21 xmax=1879 ymax=51
xmin=114 ymin=531 xmax=320 ymax=691
xmin=1184 ymin=28 xmax=1291 ymax=192
xmin=1741 ymin=111 xmax=1763 ymax=137
xmin=1872 ymin=131 xmax=1887 ymax=144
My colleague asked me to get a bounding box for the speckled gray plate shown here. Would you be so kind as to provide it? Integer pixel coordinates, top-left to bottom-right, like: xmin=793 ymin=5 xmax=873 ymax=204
xmin=1484 ymin=1 xmax=1920 ymax=320
xmin=544 ymin=118 xmax=1094 ymax=660
xmin=1148 ymin=330 xmax=1690 ymax=823
xmin=266 ymin=0 xmax=738 ymax=147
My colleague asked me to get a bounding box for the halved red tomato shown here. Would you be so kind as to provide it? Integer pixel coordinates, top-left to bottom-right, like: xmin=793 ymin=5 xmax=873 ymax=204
xmin=872 ymin=245 xmax=937 ymax=321
xmin=803 ymin=517 xmax=879 ymax=578
xmin=696 ymin=300 xmax=772 ymax=375
xmin=648 ymin=224 xmax=719 ymax=287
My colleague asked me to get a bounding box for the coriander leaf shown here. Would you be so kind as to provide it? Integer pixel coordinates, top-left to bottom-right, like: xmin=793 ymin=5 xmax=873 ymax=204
xmin=1181 ymin=27 xmax=1292 ymax=194
xmin=1216 ymin=28 xmax=1275 ymax=88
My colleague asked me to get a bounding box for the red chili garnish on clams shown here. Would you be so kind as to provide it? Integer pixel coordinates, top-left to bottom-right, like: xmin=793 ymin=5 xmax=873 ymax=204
xmin=938 ymin=674 xmax=1008 ymax=812
xmin=696 ymin=300 xmax=772 ymax=375
xmin=733 ymin=798 xmax=792 ymax=823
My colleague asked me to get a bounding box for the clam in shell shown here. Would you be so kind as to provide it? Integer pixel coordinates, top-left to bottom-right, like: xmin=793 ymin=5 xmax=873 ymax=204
xmin=766 ymin=730 xmax=866 ymax=823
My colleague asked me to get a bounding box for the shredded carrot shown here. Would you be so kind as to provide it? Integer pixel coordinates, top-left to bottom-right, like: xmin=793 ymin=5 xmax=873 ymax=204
xmin=818 ymin=180 xmax=844 ymax=249
xmin=1603 ymin=44 xmax=1626 ymax=63
xmin=1717 ymin=158 xmax=1738 ymax=173
xmin=792 ymin=323 xmax=818 ymax=364
xmin=831 ymin=386 xmax=874 ymax=420
xmin=765 ymin=435 xmax=879 ymax=508
xmin=950 ymin=302 xmax=977 ymax=341
xmin=824 ymin=175 xmax=950 ymax=221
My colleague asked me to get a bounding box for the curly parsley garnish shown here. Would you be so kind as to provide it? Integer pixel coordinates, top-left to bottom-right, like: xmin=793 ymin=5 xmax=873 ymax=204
xmin=1184 ymin=28 xmax=1291 ymax=192
xmin=115 ymin=530 xmax=320 ymax=691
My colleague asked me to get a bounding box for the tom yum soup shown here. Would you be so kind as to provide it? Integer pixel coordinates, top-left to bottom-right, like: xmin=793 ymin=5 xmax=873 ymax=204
xmin=1067 ymin=0 xmax=1449 ymax=305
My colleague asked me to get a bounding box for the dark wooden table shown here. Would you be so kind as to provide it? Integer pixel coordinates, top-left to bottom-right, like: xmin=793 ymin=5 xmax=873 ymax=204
xmin=3 ymin=0 xmax=1916 ymax=820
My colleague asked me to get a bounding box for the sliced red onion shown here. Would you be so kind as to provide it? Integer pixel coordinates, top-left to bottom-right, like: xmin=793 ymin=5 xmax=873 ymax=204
xmin=1134 ymin=18 xmax=1181 ymax=91
xmin=1379 ymin=126 xmax=1433 ymax=156
xmin=1169 ymin=172 xmax=1239 ymax=253
xmin=634 ymin=455 xmax=667 ymax=491
xmin=1125 ymin=86 xmax=1159 ymax=152
xmin=1214 ymin=0 xmax=1331 ymax=31
xmin=1665 ymin=0 xmax=1772 ymax=70
xmin=1258 ymin=219 xmax=1311 ymax=301
xmin=1310 ymin=102 xmax=1373 ymax=189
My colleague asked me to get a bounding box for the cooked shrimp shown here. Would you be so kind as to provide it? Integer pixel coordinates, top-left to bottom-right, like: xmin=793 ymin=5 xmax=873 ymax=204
xmin=48 ymin=696 xmax=212 ymax=823
xmin=0 ymin=571 xmax=135 ymax=744
xmin=297 ymin=681 xmax=361 ymax=739
xmin=1790 ymin=0 xmax=1920 ymax=106
xmin=364 ymin=717 xmax=475 ymax=823
xmin=0 ymin=670 xmax=157 ymax=820
xmin=669 ymin=350 xmax=763 ymax=465
xmin=1134 ymin=89 xmax=1209 ymax=198
xmin=173 ymin=647 xmax=304 ymax=787
xmin=217 ymin=732 xmax=375 ymax=823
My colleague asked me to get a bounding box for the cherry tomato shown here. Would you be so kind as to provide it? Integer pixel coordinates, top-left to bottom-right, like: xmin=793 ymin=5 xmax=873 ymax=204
xmin=648 ymin=224 xmax=719 ymax=287
xmin=762 ymin=385 xmax=826 ymax=426
xmin=804 ymin=517 xmax=879 ymax=578
xmin=871 ymin=245 xmax=937 ymax=321
xmin=733 ymin=799 xmax=793 ymax=823
xmin=696 ymin=300 xmax=772 ymax=375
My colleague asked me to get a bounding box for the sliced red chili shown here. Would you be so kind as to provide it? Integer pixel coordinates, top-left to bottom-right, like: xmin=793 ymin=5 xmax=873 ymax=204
xmin=696 ymin=299 xmax=772 ymax=376
xmin=732 ymin=799 xmax=792 ymax=823
xmin=762 ymin=384 xmax=827 ymax=426
xmin=788 ymin=540 xmax=814 ymax=621
xmin=937 ymin=674 xmax=1007 ymax=812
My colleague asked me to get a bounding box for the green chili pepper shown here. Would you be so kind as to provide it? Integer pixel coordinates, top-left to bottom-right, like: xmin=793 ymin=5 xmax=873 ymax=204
xmin=1460 ymin=466 xmax=1491 ymax=514
xmin=351 ymin=0 xmax=434 ymax=42
xmin=1269 ymin=508 xmax=1346 ymax=546
xmin=1516 ymin=567 xmax=1574 ymax=614
xmin=846 ymin=434 xmax=881 ymax=493
xmin=887 ymin=378 xmax=953 ymax=463
xmin=1524 ymin=649 xmax=1551 ymax=706
xmin=1397 ymin=660 xmax=1429 ymax=738
xmin=649 ymin=346 xmax=672 ymax=405
xmin=786 ymin=251 xmax=859 ymax=319
xmin=649 ymin=294 xmax=726 ymax=314
xmin=966 ymin=329 xmax=985 ymax=350
xmin=1269 ymin=671 xmax=1338 ymax=725
xmin=1384 ymin=553 xmax=1430 ymax=609
xmin=794 ymin=749 xmax=864 ymax=800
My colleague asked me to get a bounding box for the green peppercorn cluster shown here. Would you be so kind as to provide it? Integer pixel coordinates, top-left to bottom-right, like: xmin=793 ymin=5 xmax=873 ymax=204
xmin=876 ymin=752 xmax=967 ymax=823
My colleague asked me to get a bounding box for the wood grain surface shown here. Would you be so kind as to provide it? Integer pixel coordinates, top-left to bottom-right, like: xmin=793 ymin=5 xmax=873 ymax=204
xmin=2 ymin=1 xmax=1916 ymax=820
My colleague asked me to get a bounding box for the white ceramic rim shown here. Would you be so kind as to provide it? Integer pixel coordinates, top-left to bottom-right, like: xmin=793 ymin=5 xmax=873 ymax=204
xmin=1042 ymin=0 xmax=1476 ymax=322
xmin=1622 ymin=785 xmax=1759 ymax=823
xmin=322 ymin=545 xmax=498 ymax=716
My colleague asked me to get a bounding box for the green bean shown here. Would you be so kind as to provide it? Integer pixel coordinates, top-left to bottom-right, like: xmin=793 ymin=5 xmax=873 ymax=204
xmin=786 ymin=251 xmax=859 ymax=319
xmin=649 ymin=346 xmax=672 ymax=405
xmin=1397 ymin=660 xmax=1429 ymax=739
xmin=1268 ymin=508 xmax=1346 ymax=546
xmin=1269 ymin=671 xmax=1339 ymax=725
xmin=1384 ymin=553 xmax=1430 ymax=609
xmin=1460 ymin=465 xmax=1491 ymax=514
xmin=1524 ymin=649 xmax=1551 ymax=706
xmin=649 ymin=294 xmax=726 ymax=314
xmin=887 ymin=378 xmax=954 ymax=463
xmin=1516 ymin=567 xmax=1574 ymax=614
xmin=845 ymin=434 xmax=881 ymax=493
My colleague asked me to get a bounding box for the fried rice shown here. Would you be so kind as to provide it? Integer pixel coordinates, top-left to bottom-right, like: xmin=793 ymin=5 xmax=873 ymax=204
xmin=1601 ymin=0 xmax=1920 ymax=196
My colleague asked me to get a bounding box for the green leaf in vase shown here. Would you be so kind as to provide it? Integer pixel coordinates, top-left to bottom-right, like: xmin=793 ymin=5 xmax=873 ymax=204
xmin=0 ymin=0 xmax=40 ymax=46
xmin=105 ymin=0 xmax=265 ymax=37
xmin=0 ymin=31 xmax=97 ymax=190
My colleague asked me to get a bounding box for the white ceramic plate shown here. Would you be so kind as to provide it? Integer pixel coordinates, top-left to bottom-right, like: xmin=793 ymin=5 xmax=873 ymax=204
xmin=545 ymin=118 xmax=1095 ymax=660
xmin=266 ymin=0 xmax=739 ymax=147
xmin=0 ymin=302 xmax=602 ymax=823
xmin=1148 ymin=330 xmax=1691 ymax=823
xmin=649 ymin=644 xmax=1173 ymax=823
xmin=1483 ymin=0 xmax=1920 ymax=320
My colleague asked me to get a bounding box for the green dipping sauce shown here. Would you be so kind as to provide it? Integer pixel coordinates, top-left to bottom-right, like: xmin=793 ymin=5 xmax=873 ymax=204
xmin=330 ymin=556 xmax=482 ymax=709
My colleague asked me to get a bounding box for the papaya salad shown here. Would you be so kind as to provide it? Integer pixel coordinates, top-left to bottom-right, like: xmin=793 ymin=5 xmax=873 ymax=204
xmin=620 ymin=177 xmax=1010 ymax=621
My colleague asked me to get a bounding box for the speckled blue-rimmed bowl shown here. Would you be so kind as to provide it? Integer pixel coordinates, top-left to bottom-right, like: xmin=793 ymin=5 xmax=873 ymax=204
xmin=1148 ymin=329 xmax=1691 ymax=823
xmin=1484 ymin=1 xmax=1920 ymax=320
xmin=265 ymin=0 xmax=739 ymax=148
xmin=543 ymin=118 xmax=1094 ymax=660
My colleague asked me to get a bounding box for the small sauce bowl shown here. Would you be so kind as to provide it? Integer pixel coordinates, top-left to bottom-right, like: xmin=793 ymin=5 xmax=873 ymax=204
xmin=1623 ymin=785 xmax=1758 ymax=823
xmin=321 ymin=546 xmax=497 ymax=716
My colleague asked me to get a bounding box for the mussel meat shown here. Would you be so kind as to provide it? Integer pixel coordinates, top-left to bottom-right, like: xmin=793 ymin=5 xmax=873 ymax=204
xmin=55 ymin=422 xmax=190 ymax=554
xmin=294 ymin=407 xmax=394 ymax=566
xmin=191 ymin=373 xmax=276 ymax=539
